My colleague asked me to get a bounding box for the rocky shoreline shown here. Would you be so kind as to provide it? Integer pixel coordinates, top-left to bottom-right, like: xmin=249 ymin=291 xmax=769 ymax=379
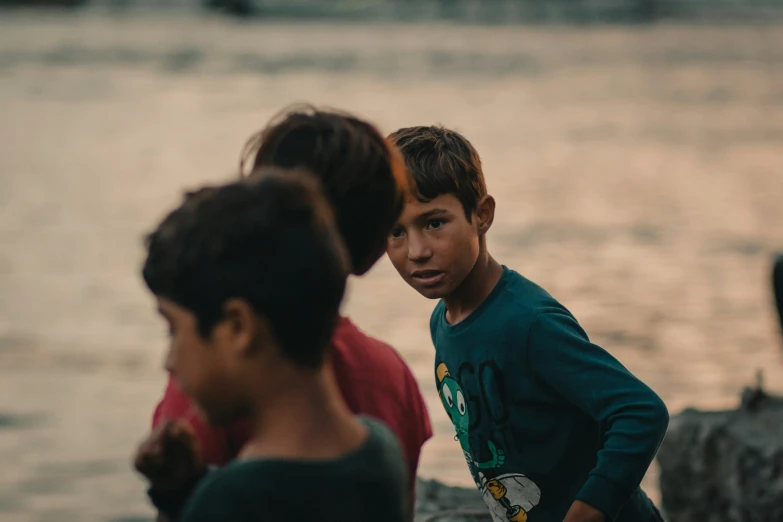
xmin=657 ymin=381 xmax=783 ymax=522
xmin=414 ymin=478 xmax=489 ymax=522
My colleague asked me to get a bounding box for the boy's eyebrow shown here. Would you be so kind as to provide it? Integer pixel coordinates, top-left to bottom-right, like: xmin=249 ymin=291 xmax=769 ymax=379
xmin=417 ymin=208 xmax=450 ymax=220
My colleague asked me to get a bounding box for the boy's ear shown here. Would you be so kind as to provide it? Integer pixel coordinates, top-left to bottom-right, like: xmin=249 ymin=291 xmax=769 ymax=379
xmin=475 ymin=195 xmax=495 ymax=236
xmin=221 ymin=298 xmax=262 ymax=356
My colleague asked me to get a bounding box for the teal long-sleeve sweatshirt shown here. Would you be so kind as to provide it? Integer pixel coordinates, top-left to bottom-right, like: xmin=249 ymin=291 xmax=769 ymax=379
xmin=431 ymin=267 xmax=669 ymax=522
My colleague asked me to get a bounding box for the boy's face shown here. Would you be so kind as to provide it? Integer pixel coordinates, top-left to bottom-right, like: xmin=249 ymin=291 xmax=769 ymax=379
xmin=156 ymin=297 xmax=250 ymax=426
xmin=387 ymin=193 xmax=481 ymax=300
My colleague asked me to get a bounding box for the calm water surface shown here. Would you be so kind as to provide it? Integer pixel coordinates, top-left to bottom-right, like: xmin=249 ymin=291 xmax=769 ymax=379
xmin=1 ymin=13 xmax=783 ymax=521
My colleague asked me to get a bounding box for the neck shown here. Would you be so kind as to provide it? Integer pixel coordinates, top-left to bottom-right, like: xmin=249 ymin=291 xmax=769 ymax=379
xmin=443 ymin=240 xmax=503 ymax=325
xmin=239 ymin=361 xmax=366 ymax=461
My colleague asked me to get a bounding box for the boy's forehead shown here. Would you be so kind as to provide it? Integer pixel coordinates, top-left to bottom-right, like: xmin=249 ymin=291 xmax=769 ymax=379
xmin=402 ymin=193 xmax=463 ymax=217
xmin=156 ymin=296 xmax=190 ymax=319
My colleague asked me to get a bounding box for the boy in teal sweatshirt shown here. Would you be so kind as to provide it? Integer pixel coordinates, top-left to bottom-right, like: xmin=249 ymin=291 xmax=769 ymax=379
xmin=386 ymin=126 xmax=669 ymax=522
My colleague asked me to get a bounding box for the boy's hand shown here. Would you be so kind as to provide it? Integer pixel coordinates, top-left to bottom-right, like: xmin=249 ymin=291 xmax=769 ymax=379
xmin=562 ymin=500 xmax=605 ymax=522
xmin=134 ymin=419 xmax=206 ymax=492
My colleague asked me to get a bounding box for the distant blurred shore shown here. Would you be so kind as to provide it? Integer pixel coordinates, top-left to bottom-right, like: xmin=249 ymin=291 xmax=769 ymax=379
xmin=4 ymin=0 xmax=783 ymax=24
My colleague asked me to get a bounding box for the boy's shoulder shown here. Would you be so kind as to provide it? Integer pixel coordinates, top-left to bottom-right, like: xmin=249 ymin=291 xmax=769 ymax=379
xmin=359 ymin=416 xmax=409 ymax=476
xmin=501 ymin=267 xmax=558 ymax=308
xmin=430 ymin=267 xmax=573 ymax=336
xmin=331 ymin=316 xmax=432 ymax=434
xmin=190 ymin=419 xmax=405 ymax=487
xmin=497 ymin=267 xmax=582 ymax=324
xmin=333 ymin=316 xmax=409 ymax=370
xmin=181 ymin=418 xmax=407 ymax=521
xmin=179 ymin=462 xmax=257 ymax=521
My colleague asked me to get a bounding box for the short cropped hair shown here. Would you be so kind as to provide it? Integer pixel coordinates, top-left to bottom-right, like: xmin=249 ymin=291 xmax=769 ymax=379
xmin=240 ymin=105 xmax=406 ymax=273
xmin=388 ymin=125 xmax=487 ymax=220
xmin=142 ymin=169 xmax=349 ymax=368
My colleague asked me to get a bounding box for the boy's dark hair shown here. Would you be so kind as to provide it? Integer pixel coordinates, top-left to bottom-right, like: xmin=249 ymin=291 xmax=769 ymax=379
xmin=240 ymin=104 xmax=406 ymax=273
xmin=142 ymin=169 xmax=349 ymax=368
xmin=387 ymin=125 xmax=487 ymax=220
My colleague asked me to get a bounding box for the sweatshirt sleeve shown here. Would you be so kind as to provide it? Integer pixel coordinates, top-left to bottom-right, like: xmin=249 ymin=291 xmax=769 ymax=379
xmin=527 ymin=309 xmax=669 ymax=520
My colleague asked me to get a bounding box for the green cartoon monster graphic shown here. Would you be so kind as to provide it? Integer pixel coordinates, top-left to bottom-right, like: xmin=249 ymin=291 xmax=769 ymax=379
xmin=437 ymin=362 xmax=505 ymax=470
xmin=437 ymin=362 xmax=541 ymax=522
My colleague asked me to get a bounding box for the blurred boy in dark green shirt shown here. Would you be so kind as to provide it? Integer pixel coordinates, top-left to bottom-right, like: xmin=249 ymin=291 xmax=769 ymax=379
xmin=135 ymin=171 xmax=407 ymax=522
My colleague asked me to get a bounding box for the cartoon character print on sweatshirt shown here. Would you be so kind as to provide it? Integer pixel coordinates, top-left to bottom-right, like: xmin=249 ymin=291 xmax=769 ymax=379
xmin=437 ymin=362 xmax=541 ymax=522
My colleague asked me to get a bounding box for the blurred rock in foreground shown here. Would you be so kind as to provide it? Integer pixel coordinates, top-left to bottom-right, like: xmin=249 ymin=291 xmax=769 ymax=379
xmin=415 ymin=478 xmax=490 ymax=522
xmin=657 ymin=378 xmax=783 ymax=522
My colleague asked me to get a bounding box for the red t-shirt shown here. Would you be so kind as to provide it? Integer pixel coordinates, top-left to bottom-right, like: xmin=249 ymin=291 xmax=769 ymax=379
xmin=152 ymin=316 xmax=433 ymax=484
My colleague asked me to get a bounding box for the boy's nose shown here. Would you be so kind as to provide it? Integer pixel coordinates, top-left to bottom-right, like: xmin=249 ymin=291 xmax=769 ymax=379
xmin=407 ymin=234 xmax=432 ymax=262
xmin=164 ymin=349 xmax=175 ymax=375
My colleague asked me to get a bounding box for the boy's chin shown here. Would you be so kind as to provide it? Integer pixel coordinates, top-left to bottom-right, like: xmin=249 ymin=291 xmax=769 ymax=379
xmin=197 ymin=402 xmax=244 ymax=427
xmin=414 ymin=286 xmax=449 ymax=300
xmin=203 ymin=411 xmax=240 ymax=428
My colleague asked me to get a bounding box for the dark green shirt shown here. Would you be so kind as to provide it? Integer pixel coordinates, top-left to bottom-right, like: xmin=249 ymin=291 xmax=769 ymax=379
xmin=431 ymin=267 xmax=669 ymax=522
xmin=161 ymin=417 xmax=407 ymax=522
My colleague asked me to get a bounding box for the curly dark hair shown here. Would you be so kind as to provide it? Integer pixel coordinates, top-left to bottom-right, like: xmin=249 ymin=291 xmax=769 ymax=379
xmin=142 ymin=168 xmax=349 ymax=368
xmin=240 ymin=104 xmax=407 ymax=274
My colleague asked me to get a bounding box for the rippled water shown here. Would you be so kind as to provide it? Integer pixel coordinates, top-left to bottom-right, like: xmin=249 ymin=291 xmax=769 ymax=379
xmin=1 ymin=12 xmax=783 ymax=521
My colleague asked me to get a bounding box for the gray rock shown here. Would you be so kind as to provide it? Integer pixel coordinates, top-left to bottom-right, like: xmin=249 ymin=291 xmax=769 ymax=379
xmin=657 ymin=382 xmax=783 ymax=522
xmin=414 ymin=478 xmax=490 ymax=522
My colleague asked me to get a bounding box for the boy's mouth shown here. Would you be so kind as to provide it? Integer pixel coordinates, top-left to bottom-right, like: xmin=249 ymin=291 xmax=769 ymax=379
xmin=411 ymin=269 xmax=446 ymax=288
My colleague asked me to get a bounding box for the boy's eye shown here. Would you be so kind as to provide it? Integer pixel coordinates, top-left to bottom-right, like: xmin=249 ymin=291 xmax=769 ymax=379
xmin=427 ymin=219 xmax=445 ymax=230
xmin=390 ymin=228 xmax=405 ymax=239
